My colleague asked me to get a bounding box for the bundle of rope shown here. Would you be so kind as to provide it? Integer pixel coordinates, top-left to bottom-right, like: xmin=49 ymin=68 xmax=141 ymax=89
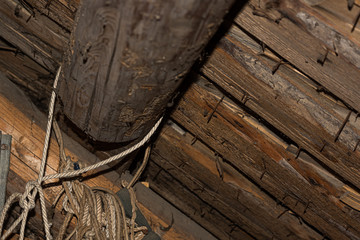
xmin=0 ymin=66 xmax=163 ymax=240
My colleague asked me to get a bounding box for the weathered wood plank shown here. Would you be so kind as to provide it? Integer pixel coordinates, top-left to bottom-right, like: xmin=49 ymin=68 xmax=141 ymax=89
xmin=25 ymin=0 xmax=76 ymax=32
xmin=146 ymin=161 xmax=255 ymax=240
xmin=59 ymin=0 xmax=236 ymax=142
xmin=171 ymin=78 xmax=360 ymax=239
xmin=0 ymin=133 xmax=11 ymax=211
xmin=202 ymin=24 xmax=360 ymax=191
xmin=276 ymin=0 xmax=360 ymax=69
xmin=0 ymin=11 xmax=59 ymax=71
xmin=0 ymin=40 xmax=52 ymax=110
xmin=148 ymin=123 xmax=323 ymax=239
xmin=235 ymin=1 xmax=360 ymax=113
xmin=1 ymin=0 xmax=69 ymax=56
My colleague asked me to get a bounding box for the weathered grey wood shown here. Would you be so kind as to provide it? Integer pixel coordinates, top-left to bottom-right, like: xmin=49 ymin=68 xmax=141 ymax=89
xmin=59 ymin=0 xmax=236 ymax=142
xmin=278 ymin=0 xmax=360 ymax=69
xmin=235 ymin=1 xmax=360 ymax=113
xmin=202 ymin=24 xmax=360 ymax=191
xmin=171 ymin=78 xmax=360 ymax=240
xmin=0 ymin=132 xmax=11 ymax=211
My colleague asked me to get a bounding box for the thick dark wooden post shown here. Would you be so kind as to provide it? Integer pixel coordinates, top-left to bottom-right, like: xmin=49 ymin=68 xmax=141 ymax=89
xmin=59 ymin=0 xmax=235 ymax=142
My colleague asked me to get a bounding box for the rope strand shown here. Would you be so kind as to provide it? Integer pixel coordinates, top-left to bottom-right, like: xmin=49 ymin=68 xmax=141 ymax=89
xmin=0 ymin=65 xmax=163 ymax=240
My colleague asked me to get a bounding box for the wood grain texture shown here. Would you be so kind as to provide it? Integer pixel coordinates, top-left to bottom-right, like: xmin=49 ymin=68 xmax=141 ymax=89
xmin=26 ymin=0 xmax=76 ymax=32
xmin=146 ymin=161 xmax=255 ymax=240
xmin=235 ymin=0 xmax=360 ymax=113
xmin=148 ymin=123 xmax=323 ymax=239
xmin=171 ymin=78 xmax=360 ymax=240
xmin=59 ymin=0 xmax=235 ymax=142
xmin=202 ymin=25 xmax=360 ymax=190
xmin=1 ymin=0 xmax=69 ymax=58
xmin=0 ymin=14 xmax=59 ymax=72
xmin=277 ymin=0 xmax=360 ymax=69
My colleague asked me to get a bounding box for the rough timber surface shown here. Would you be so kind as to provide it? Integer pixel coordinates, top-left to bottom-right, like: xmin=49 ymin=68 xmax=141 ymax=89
xmin=202 ymin=24 xmax=360 ymax=191
xmin=59 ymin=0 xmax=236 ymax=143
xmin=171 ymin=78 xmax=360 ymax=240
xmin=147 ymin=123 xmax=322 ymax=240
xmin=235 ymin=0 xmax=360 ymax=113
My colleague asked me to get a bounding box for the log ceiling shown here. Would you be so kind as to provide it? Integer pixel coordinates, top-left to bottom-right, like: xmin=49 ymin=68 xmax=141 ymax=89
xmin=0 ymin=0 xmax=360 ymax=239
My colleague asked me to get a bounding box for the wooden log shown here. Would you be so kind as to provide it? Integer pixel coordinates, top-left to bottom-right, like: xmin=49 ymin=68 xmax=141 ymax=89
xmin=0 ymin=73 xmax=197 ymax=239
xmin=148 ymin=123 xmax=323 ymax=239
xmin=235 ymin=0 xmax=360 ymax=114
xmin=171 ymin=77 xmax=360 ymax=239
xmin=201 ymin=24 xmax=360 ymax=190
xmin=59 ymin=0 xmax=236 ymax=142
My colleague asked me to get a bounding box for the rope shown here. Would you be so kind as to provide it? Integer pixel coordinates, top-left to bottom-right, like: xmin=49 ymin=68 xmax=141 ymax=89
xmin=0 ymin=66 xmax=163 ymax=239
xmin=42 ymin=116 xmax=162 ymax=182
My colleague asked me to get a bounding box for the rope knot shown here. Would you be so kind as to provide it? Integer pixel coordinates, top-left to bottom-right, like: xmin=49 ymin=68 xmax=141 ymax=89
xmin=19 ymin=181 xmax=40 ymax=210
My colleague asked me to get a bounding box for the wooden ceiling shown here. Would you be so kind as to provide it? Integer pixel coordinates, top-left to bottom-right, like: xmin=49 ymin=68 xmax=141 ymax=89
xmin=1 ymin=0 xmax=360 ymax=239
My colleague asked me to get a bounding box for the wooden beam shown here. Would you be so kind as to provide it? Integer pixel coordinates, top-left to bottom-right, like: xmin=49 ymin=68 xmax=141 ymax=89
xmin=1 ymin=0 xmax=69 ymax=57
xmin=146 ymin=160 xmax=254 ymax=240
xmin=0 ymin=4 xmax=63 ymax=72
xmin=202 ymin=24 xmax=360 ymax=191
xmin=0 ymin=39 xmax=52 ymax=109
xmin=59 ymin=0 xmax=237 ymax=142
xmin=171 ymin=78 xmax=360 ymax=239
xmin=276 ymin=0 xmax=360 ymax=69
xmin=148 ymin=123 xmax=323 ymax=239
xmin=25 ymin=0 xmax=76 ymax=32
xmin=235 ymin=1 xmax=360 ymax=114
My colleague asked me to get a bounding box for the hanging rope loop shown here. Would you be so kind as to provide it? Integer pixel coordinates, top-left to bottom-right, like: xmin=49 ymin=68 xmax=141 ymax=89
xmin=0 ymin=65 xmax=163 ymax=240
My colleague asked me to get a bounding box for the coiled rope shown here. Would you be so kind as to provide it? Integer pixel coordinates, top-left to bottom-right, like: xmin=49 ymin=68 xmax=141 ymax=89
xmin=0 ymin=66 xmax=163 ymax=239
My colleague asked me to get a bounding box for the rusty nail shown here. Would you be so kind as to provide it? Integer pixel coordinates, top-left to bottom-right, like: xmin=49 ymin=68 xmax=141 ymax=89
xmin=317 ymin=49 xmax=329 ymax=66
xmin=320 ymin=142 xmax=327 ymax=152
xmin=351 ymin=10 xmax=360 ymax=33
xmin=190 ymin=136 xmax=197 ymax=145
xmin=207 ymin=95 xmax=224 ymax=123
xmin=272 ymin=60 xmax=284 ymax=74
xmin=353 ymin=139 xmax=360 ymax=152
xmin=295 ymin=147 xmax=301 ymax=159
xmin=260 ymin=170 xmax=266 ymax=180
xmin=1 ymin=144 xmax=8 ymax=150
xmin=334 ymin=110 xmax=352 ymax=142
xmin=277 ymin=209 xmax=288 ymax=219
xmin=303 ymin=201 xmax=312 ymax=214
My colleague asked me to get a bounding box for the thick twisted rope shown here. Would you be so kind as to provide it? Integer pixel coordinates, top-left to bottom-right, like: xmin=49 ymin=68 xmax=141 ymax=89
xmin=0 ymin=66 xmax=163 ymax=239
